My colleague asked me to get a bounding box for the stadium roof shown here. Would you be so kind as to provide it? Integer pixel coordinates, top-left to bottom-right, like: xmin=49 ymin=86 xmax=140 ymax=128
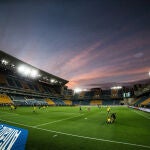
xmin=0 ymin=50 xmax=68 ymax=85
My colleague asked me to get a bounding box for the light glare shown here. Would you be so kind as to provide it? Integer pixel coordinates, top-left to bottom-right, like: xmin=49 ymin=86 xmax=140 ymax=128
xmin=74 ymin=88 xmax=82 ymax=93
xmin=30 ymin=70 xmax=38 ymax=78
xmin=111 ymin=86 xmax=122 ymax=90
xmin=17 ymin=65 xmax=39 ymax=78
xmin=1 ymin=59 xmax=8 ymax=65
xmin=50 ymin=79 xmax=55 ymax=83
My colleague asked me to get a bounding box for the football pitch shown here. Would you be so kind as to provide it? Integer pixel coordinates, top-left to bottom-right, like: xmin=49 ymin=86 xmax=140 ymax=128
xmin=0 ymin=106 xmax=150 ymax=150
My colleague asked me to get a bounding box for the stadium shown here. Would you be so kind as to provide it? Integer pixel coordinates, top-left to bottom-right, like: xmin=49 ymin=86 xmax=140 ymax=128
xmin=0 ymin=50 xmax=150 ymax=150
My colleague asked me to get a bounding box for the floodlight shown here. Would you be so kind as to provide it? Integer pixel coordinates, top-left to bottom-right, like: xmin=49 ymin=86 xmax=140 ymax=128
xmin=74 ymin=88 xmax=82 ymax=93
xmin=111 ymin=86 xmax=122 ymax=90
xmin=17 ymin=65 xmax=39 ymax=78
xmin=11 ymin=64 xmax=15 ymax=68
xmin=116 ymin=86 xmax=122 ymax=89
xmin=30 ymin=70 xmax=38 ymax=78
xmin=149 ymin=72 xmax=150 ymax=77
xmin=50 ymin=79 xmax=55 ymax=83
xmin=1 ymin=59 xmax=8 ymax=65
xmin=18 ymin=65 xmax=25 ymax=73
xmin=24 ymin=67 xmax=31 ymax=76
xmin=18 ymin=65 xmax=30 ymax=76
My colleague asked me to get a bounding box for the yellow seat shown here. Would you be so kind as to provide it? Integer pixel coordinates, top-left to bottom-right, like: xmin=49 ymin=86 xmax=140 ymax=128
xmin=0 ymin=94 xmax=13 ymax=104
xmin=45 ymin=98 xmax=55 ymax=105
xmin=90 ymin=100 xmax=102 ymax=105
xmin=63 ymin=100 xmax=72 ymax=105
xmin=141 ymin=98 xmax=150 ymax=105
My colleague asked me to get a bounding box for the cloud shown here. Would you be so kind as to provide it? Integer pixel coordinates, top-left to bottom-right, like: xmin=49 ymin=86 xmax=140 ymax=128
xmin=134 ymin=52 xmax=144 ymax=58
xmin=56 ymin=42 xmax=102 ymax=77
xmin=67 ymin=64 xmax=150 ymax=88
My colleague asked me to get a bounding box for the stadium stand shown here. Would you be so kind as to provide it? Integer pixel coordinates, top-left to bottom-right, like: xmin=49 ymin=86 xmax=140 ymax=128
xmin=90 ymin=100 xmax=102 ymax=105
xmin=130 ymin=98 xmax=140 ymax=105
xmin=14 ymin=79 xmax=23 ymax=89
xmin=37 ymin=83 xmax=45 ymax=93
xmin=7 ymin=77 xmax=17 ymax=87
xmin=72 ymin=100 xmax=90 ymax=105
xmin=80 ymin=100 xmax=90 ymax=105
xmin=45 ymin=98 xmax=55 ymax=105
xmin=11 ymin=95 xmax=28 ymax=105
xmin=72 ymin=100 xmax=80 ymax=105
xmin=102 ymin=99 xmax=121 ymax=105
xmin=51 ymin=98 xmax=65 ymax=105
xmin=140 ymin=97 xmax=150 ymax=105
xmin=0 ymin=50 xmax=68 ymax=106
xmin=0 ymin=94 xmax=13 ymax=104
xmin=0 ymin=74 xmax=8 ymax=87
xmin=133 ymin=96 xmax=148 ymax=106
xmin=33 ymin=98 xmax=48 ymax=106
xmin=10 ymin=95 xmax=49 ymax=106
xmin=63 ymin=100 xmax=72 ymax=105
xmin=21 ymin=81 xmax=30 ymax=90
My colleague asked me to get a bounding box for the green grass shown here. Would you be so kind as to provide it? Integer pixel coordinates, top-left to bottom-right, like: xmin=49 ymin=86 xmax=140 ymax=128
xmin=0 ymin=106 xmax=150 ymax=150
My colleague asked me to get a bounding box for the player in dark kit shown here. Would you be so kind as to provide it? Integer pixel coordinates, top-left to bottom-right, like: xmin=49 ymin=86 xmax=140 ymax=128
xmin=106 ymin=113 xmax=116 ymax=124
xmin=79 ymin=105 xmax=82 ymax=112
xmin=111 ymin=113 xmax=116 ymax=123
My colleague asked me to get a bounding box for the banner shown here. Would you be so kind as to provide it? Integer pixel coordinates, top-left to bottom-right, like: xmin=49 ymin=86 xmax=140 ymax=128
xmin=0 ymin=124 xmax=28 ymax=150
xmin=129 ymin=106 xmax=150 ymax=113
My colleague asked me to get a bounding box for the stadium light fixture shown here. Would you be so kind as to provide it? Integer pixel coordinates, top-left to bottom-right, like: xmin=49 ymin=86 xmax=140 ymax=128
xmin=24 ymin=67 xmax=31 ymax=76
xmin=17 ymin=65 xmax=39 ymax=78
xmin=1 ymin=59 xmax=8 ymax=65
xmin=18 ymin=65 xmax=31 ymax=76
xmin=30 ymin=70 xmax=38 ymax=78
xmin=83 ymin=89 xmax=87 ymax=91
xmin=74 ymin=88 xmax=82 ymax=93
xmin=50 ymin=79 xmax=55 ymax=83
xmin=111 ymin=86 xmax=122 ymax=90
xmin=11 ymin=64 xmax=15 ymax=68
xmin=18 ymin=65 xmax=25 ymax=73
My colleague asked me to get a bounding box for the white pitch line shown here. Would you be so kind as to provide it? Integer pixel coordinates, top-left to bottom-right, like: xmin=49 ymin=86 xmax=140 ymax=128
xmin=0 ymin=118 xmax=150 ymax=149
xmin=132 ymin=110 xmax=150 ymax=120
xmin=0 ymin=118 xmax=33 ymax=128
xmin=35 ymin=114 xmax=84 ymax=127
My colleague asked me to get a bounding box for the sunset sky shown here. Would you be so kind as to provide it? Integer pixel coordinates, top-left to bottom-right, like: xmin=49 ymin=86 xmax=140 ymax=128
xmin=0 ymin=0 xmax=150 ymax=89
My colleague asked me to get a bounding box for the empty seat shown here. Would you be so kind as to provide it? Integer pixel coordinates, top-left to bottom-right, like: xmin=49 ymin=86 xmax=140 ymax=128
xmin=63 ymin=100 xmax=72 ymax=105
xmin=0 ymin=94 xmax=13 ymax=104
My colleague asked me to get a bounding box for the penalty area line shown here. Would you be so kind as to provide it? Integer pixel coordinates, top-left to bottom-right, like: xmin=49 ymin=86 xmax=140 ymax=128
xmin=0 ymin=118 xmax=150 ymax=149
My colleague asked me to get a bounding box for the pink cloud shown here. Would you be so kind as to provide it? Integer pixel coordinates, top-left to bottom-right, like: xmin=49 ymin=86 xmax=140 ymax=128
xmin=67 ymin=66 xmax=150 ymax=89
